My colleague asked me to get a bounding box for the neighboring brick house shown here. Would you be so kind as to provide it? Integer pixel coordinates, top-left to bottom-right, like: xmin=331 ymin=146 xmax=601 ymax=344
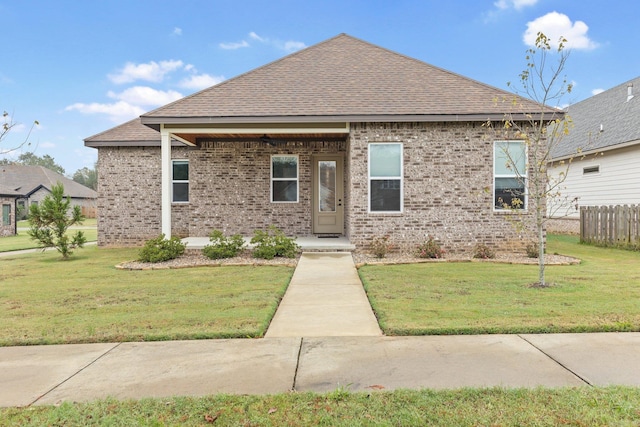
xmin=86 ymin=34 xmax=555 ymax=254
xmin=0 ymin=184 xmax=23 ymax=236
xmin=0 ymin=164 xmax=97 ymax=220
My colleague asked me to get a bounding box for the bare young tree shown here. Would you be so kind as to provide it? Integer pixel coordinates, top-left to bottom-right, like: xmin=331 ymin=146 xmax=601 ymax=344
xmin=1 ymin=111 xmax=39 ymax=155
xmin=487 ymin=32 xmax=574 ymax=287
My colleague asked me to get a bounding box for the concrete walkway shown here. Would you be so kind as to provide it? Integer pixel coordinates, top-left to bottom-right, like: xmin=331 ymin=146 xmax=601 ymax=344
xmin=265 ymin=252 xmax=382 ymax=337
xmin=2 ymin=333 xmax=640 ymax=407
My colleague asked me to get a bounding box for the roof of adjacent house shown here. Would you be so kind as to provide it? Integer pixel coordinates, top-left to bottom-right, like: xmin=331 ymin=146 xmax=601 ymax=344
xmin=0 ymin=183 xmax=24 ymax=197
xmin=141 ymin=33 xmax=552 ymax=126
xmin=552 ymin=76 xmax=640 ymax=159
xmin=0 ymin=164 xmax=97 ymax=199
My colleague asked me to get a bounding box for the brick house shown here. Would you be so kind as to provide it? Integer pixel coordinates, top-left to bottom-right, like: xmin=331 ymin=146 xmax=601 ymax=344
xmin=0 ymin=184 xmax=23 ymax=236
xmin=0 ymin=165 xmax=97 ymax=220
xmin=86 ymin=34 xmax=551 ymax=254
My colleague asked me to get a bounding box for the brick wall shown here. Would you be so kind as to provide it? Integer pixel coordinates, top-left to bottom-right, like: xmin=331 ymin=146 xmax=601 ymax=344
xmin=96 ymin=141 xmax=346 ymax=246
xmin=0 ymin=197 xmax=16 ymax=237
xmin=189 ymin=140 xmax=346 ymax=237
xmin=347 ymin=122 xmax=536 ymax=255
xmin=96 ymin=146 xmax=191 ymax=246
xmin=97 ymin=123 xmax=536 ymax=253
xmin=546 ymin=217 xmax=580 ymax=235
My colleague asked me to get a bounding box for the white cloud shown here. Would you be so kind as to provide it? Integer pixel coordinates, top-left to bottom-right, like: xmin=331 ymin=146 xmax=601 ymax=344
xmin=494 ymin=0 xmax=538 ymax=10
xmin=108 ymin=60 xmax=185 ymax=84
xmin=249 ymin=31 xmax=265 ymax=42
xmin=179 ymin=74 xmax=225 ymax=90
xmin=219 ymin=40 xmax=250 ymax=50
xmin=283 ymin=40 xmax=307 ymax=52
xmin=107 ymin=86 xmax=183 ymax=106
xmin=220 ymin=33 xmax=306 ymax=53
xmin=173 ymin=27 xmax=182 ymax=36
xmin=523 ymin=12 xmax=598 ymax=50
xmin=40 ymin=141 xmax=55 ymax=149
xmin=592 ymin=88 xmax=604 ymax=96
xmin=65 ymin=101 xmax=146 ymax=123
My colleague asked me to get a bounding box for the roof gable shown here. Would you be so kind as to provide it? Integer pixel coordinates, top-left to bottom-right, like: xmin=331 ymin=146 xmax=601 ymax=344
xmin=142 ymin=33 xmax=547 ymax=124
xmin=552 ymin=76 xmax=640 ymax=159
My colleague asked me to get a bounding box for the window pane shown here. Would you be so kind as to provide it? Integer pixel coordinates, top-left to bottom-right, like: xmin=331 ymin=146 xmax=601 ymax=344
xmin=370 ymin=180 xmax=401 ymax=212
xmin=370 ymin=144 xmax=401 ymax=177
xmin=2 ymin=205 xmax=10 ymax=226
xmin=273 ymin=181 xmax=298 ymax=202
xmin=495 ymin=141 xmax=526 ymax=176
xmin=495 ymin=177 xmax=525 ymax=209
xmin=319 ymin=160 xmax=336 ymax=212
xmin=272 ymin=156 xmax=297 ymax=179
xmin=173 ymin=161 xmax=189 ymax=181
xmin=173 ymin=182 xmax=189 ymax=202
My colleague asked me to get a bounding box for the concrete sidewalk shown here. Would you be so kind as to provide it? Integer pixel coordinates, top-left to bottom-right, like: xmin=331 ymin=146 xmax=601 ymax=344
xmin=265 ymin=252 xmax=382 ymax=337
xmin=2 ymin=333 xmax=640 ymax=407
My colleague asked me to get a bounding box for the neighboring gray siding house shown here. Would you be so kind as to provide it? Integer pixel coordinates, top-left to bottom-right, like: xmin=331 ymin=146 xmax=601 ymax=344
xmin=86 ymin=34 xmax=554 ymax=254
xmin=0 ymin=184 xmax=23 ymax=236
xmin=0 ymin=164 xmax=97 ymax=219
xmin=548 ymin=77 xmax=640 ymax=233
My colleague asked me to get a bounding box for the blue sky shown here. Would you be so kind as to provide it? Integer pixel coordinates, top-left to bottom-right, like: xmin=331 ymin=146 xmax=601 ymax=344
xmin=1 ymin=0 xmax=638 ymax=175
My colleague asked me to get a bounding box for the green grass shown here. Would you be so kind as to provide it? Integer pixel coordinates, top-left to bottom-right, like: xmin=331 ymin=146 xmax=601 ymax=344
xmin=2 ymin=387 xmax=640 ymax=426
xmin=0 ymin=219 xmax=97 ymax=252
xmin=0 ymin=246 xmax=293 ymax=346
xmin=359 ymin=234 xmax=640 ymax=335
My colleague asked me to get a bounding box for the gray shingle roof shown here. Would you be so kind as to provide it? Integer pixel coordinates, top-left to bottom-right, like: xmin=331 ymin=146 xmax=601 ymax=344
xmin=0 ymin=165 xmax=97 ymax=199
xmin=85 ymin=118 xmax=160 ymax=146
xmin=0 ymin=183 xmax=24 ymax=197
xmin=552 ymin=76 xmax=640 ymax=159
xmin=142 ymin=33 xmax=549 ymax=124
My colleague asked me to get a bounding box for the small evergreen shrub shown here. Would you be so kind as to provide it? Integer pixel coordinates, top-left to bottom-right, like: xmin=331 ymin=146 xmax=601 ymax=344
xmin=370 ymin=235 xmax=391 ymax=259
xmin=473 ymin=244 xmax=496 ymax=259
xmin=250 ymin=226 xmax=300 ymax=259
xmin=138 ymin=234 xmax=186 ymax=263
xmin=526 ymin=242 xmax=539 ymax=258
xmin=203 ymin=230 xmax=245 ymax=259
xmin=416 ymin=236 xmax=445 ymax=259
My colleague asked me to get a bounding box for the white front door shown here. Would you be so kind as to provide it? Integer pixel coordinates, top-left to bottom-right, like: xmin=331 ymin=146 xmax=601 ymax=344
xmin=312 ymin=155 xmax=344 ymax=234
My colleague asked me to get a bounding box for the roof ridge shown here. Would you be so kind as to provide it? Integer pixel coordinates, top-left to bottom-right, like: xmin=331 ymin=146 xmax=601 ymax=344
xmin=142 ymin=33 xmax=351 ymax=120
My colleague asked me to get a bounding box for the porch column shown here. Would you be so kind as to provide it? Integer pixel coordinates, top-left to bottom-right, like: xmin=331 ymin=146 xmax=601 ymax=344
xmin=160 ymin=126 xmax=172 ymax=238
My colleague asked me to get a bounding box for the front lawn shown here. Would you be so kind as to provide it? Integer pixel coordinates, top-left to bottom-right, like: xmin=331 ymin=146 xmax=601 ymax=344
xmin=0 ymin=219 xmax=97 ymax=252
xmin=2 ymin=387 xmax=640 ymax=426
xmin=359 ymin=234 xmax=640 ymax=335
xmin=0 ymin=247 xmax=293 ymax=346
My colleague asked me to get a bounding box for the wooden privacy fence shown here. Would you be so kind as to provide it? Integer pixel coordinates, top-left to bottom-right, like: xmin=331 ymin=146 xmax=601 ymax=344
xmin=81 ymin=206 xmax=97 ymax=219
xmin=580 ymin=205 xmax=640 ymax=247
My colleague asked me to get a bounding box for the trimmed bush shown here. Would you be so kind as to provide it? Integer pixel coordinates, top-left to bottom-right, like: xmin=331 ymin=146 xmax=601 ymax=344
xmin=370 ymin=235 xmax=392 ymax=259
xmin=473 ymin=244 xmax=496 ymax=259
xmin=250 ymin=226 xmax=300 ymax=259
xmin=416 ymin=236 xmax=445 ymax=259
xmin=138 ymin=234 xmax=186 ymax=263
xmin=203 ymin=230 xmax=245 ymax=259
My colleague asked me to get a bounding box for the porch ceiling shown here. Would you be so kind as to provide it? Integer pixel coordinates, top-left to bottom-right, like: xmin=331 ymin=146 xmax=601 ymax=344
xmin=175 ymin=132 xmax=349 ymax=145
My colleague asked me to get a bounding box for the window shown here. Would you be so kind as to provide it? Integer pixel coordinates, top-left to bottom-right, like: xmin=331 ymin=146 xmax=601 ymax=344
xmin=583 ymin=165 xmax=600 ymax=174
xmin=172 ymin=160 xmax=189 ymax=203
xmin=494 ymin=141 xmax=527 ymax=210
xmin=2 ymin=204 xmax=10 ymax=226
xmin=369 ymin=143 xmax=403 ymax=212
xmin=271 ymin=155 xmax=298 ymax=202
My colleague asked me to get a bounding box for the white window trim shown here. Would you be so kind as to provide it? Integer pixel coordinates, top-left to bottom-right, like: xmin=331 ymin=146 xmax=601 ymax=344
xmin=493 ymin=140 xmax=527 ymax=211
xmin=271 ymin=154 xmax=299 ymax=203
xmin=368 ymin=142 xmax=404 ymax=214
xmin=172 ymin=159 xmax=189 ymax=204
